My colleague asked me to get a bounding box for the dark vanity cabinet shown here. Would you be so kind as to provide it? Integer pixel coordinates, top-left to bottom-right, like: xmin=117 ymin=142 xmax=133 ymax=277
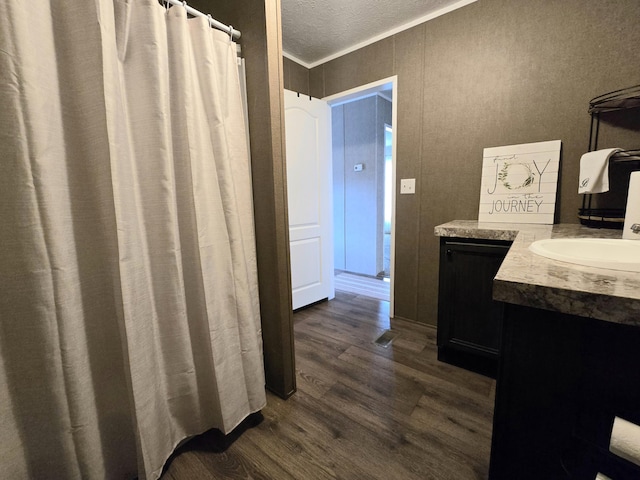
xmin=489 ymin=305 xmax=640 ymax=479
xmin=436 ymin=237 xmax=511 ymax=378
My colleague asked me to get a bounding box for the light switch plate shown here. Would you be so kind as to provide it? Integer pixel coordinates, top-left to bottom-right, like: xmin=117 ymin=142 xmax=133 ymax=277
xmin=400 ymin=178 xmax=416 ymax=194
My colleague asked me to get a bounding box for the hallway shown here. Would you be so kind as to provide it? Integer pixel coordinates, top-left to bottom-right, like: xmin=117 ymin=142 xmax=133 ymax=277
xmin=334 ymin=271 xmax=390 ymax=301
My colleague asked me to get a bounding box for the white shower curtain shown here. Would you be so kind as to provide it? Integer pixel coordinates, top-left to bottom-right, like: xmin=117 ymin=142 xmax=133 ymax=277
xmin=0 ymin=1 xmax=266 ymax=479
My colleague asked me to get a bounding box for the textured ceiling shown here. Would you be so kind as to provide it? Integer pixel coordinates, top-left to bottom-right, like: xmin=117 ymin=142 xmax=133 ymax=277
xmin=281 ymin=0 xmax=474 ymax=67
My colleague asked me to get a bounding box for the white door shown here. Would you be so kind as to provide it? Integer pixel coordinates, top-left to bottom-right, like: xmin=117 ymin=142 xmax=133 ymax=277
xmin=284 ymin=89 xmax=334 ymax=310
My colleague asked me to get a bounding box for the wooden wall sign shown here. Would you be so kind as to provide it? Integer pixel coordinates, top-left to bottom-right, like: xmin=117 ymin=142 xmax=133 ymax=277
xmin=478 ymin=140 xmax=561 ymax=224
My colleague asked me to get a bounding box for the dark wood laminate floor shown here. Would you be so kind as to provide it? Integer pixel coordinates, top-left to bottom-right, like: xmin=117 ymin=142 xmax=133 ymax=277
xmin=162 ymin=291 xmax=496 ymax=479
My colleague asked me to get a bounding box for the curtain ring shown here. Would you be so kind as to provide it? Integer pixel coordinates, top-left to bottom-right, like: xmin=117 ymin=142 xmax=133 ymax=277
xmin=182 ymin=1 xmax=187 ymax=8
xmin=228 ymin=24 xmax=234 ymax=40
xmin=207 ymin=14 xmax=213 ymax=28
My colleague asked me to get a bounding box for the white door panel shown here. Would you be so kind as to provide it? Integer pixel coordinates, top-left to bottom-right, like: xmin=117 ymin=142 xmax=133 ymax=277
xmin=290 ymin=238 xmax=322 ymax=308
xmin=289 ymin=224 xmax=321 ymax=242
xmin=284 ymin=89 xmax=334 ymax=310
xmin=285 ymin=109 xmax=320 ymax=227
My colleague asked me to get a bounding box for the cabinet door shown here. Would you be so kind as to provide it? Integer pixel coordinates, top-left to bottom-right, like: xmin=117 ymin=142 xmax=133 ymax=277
xmin=489 ymin=304 xmax=640 ymax=479
xmin=437 ymin=239 xmax=510 ymax=362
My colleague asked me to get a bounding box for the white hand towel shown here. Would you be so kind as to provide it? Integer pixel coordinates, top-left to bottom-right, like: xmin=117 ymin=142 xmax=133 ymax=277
xmin=610 ymin=416 xmax=640 ymax=467
xmin=623 ymin=171 xmax=640 ymax=239
xmin=578 ymin=148 xmax=622 ymax=194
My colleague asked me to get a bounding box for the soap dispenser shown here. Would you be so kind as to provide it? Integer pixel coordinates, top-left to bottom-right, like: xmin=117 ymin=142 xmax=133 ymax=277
xmin=623 ymin=171 xmax=640 ymax=239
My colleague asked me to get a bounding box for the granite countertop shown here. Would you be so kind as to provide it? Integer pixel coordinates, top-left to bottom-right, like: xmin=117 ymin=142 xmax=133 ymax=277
xmin=435 ymin=220 xmax=640 ymax=327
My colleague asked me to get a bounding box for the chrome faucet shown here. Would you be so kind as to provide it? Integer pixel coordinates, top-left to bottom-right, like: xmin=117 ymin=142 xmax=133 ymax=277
xmin=631 ymin=223 xmax=640 ymax=235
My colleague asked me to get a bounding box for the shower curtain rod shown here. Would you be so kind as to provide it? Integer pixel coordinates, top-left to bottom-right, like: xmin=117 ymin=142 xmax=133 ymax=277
xmin=165 ymin=0 xmax=241 ymax=40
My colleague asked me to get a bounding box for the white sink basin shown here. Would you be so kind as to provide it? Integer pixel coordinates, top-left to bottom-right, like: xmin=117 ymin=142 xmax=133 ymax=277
xmin=529 ymin=238 xmax=640 ymax=272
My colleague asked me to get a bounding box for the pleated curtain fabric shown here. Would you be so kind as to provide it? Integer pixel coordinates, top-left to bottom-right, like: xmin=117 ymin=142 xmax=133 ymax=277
xmin=0 ymin=1 xmax=266 ymax=479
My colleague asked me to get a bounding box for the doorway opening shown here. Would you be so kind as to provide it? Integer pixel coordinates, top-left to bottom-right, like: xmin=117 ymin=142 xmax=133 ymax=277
xmin=383 ymin=124 xmax=393 ymax=278
xmin=324 ymin=77 xmax=397 ymax=313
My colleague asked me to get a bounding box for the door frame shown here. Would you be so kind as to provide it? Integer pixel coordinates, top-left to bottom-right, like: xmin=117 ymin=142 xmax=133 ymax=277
xmin=323 ymin=75 xmax=398 ymax=317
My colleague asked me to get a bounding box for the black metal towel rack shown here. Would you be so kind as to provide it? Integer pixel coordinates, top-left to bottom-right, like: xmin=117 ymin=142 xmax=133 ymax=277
xmin=579 ymin=85 xmax=640 ymax=228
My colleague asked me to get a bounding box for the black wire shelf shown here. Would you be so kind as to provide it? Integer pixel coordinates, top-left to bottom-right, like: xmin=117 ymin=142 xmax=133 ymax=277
xmin=580 ymin=85 xmax=640 ymax=228
xmin=589 ymin=85 xmax=640 ymax=114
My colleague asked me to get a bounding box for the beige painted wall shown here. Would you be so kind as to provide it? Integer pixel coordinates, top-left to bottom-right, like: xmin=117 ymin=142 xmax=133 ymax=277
xmin=286 ymin=0 xmax=640 ymax=326
xmin=283 ymin=57 xmax=310 ymax=94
